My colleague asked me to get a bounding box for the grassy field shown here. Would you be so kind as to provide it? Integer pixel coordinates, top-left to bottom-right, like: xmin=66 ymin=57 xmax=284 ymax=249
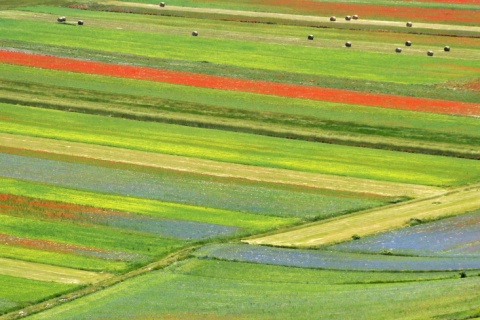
xmin=0 ymin=0 xmax=479 ymax=318
xmin=0 ymin=275 xmax=76 ymax=315
xmin=26 ymin=259 xmax=480 ymax=320
xmin=2 ymin=104 xmax=480 ymax=186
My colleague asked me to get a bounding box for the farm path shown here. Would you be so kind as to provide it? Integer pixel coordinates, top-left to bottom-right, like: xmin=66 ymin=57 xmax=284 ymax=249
xmin=244 ymin=182 xmax=480 ymax=247
xmin=0 ymin=132 xmax=443 ymax=198
xmin=106 ymin=1 xmax=480 ymax=33
xmin=0 ymin=246 xmax=196 ymax=320
xmin=0 ymin=257 xmax=111 ymax=285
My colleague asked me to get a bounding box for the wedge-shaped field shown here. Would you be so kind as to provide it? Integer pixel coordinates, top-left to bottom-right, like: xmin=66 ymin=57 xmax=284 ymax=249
xmin=329 ymin=209 xmax=480 ymax=257
xmin=26 ymin=259 xmax=480 ymax=320
xmin=2 ymin=104 xmax=479 ymax=186
xmin=0 ymin=274 xmax=76 ymax=315
xmin=246 ymin=184 xmax=480 ymax=247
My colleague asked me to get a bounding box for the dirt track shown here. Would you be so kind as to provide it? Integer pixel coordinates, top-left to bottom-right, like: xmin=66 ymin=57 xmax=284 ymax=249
xmin=106 ymin=1 xmax=480 ymax=33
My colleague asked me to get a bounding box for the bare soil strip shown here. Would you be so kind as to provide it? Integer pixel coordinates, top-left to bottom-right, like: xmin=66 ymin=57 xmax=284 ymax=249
xmin=244 ymin=183 xmax=480 ymax=247
xmin=0 ymin=133 xmax=442 ymax=198
xmin=0 ymin=258 xmax=111 ymax=284
xmin=106 ymin=1 xmax=480 ymax=33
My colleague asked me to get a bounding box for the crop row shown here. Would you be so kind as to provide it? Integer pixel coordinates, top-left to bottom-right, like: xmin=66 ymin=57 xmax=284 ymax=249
xmin=0 ymin=152 xmax=386 ymax=219
xmin=105 ymin=0 xmax=480 ymax=24
xmin=2 ymin=104 xmax=479 ymax=186
xmin=2 ymin=17 xmax=479 ymax=85
xmin=1 ymin=66 xmax=479 ymax=159
xmin=2 ymin=50 xmax=479 ymax=117
xmin=195 ymin=243 xmax=480 ymax=271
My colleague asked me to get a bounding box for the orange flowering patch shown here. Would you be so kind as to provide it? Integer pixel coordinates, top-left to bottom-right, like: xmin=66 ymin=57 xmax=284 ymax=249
xmin=0 ymin=50 xmax=478 ymax=116
xmin=256 ymin=0 xmax=479 ymax=24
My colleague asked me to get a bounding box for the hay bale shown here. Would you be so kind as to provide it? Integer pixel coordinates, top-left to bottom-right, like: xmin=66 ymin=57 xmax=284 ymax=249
xmin=159 ymin=2 xmax=166 ymax=7
xmin=406 ymin=22 xmax=413 ymax=27
xmin=307 ymin=35 xmax=314 ymax=40
xmin=427 ymin=50 xmax=434 ymax=56
xmin=444 ymin=46 xmax=450 ymax=52
xmin=330 ymin=16 xmax=336 ymax=22
xmin=345 ymin=15 xmax=351 ymax=21
xmin=192 ymin=31 xmax=198 ymax=36
xmin=345 ymin=41 xmax=351 ymax=47
xmin=352 ymin=14 xmax=359 ymax=20
xmin=395 ymin=48 xmax=402 ymax=53
xmin=78 ymin=20 xmax=84 ymax=25
xmin=405 ymin=41 xmax=412 ymax=47
xmin=57 ymin=16 xmax=66 ymax=23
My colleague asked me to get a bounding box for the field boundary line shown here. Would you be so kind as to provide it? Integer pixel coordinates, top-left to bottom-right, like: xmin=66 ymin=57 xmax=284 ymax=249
xmin=105 ymin=1 xmax=480 ymax=33
xmin=243 ymin=182 xmax=480 ymax=247
xmin=0 ymin=246 xmax=198 ymax=320
xmin=0 ymin=133 xmax=443 ymax=198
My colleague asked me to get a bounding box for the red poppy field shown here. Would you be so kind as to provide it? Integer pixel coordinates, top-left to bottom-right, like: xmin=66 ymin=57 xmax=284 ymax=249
xmin=0 ymin=1 xmax=479 ymax=319
xmin=0 ymin=50 xmax=478 ymax=117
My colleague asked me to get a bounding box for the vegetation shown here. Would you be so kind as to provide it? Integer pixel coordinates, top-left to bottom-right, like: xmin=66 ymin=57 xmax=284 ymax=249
xmin=0 ymin=0 xmax=479 ymax=318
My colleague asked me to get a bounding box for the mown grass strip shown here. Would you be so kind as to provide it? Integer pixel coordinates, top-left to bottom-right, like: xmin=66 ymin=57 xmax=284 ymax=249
xmin=0 ymin=258 xmax=111 ymax=284
xmin=245 ymin=184 xmax=480 ymax=247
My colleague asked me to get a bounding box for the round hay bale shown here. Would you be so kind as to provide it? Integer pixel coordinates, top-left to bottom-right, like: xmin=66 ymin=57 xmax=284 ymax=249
xmin=352 ymin=14 xmax=359 ymax=20
xmin=427 ymin=50 xmax=434 ymax=56
xmin=307 ymin=35 xmax=314 ymax=40
xmin=406 ymin=21 xmax=413 ymax=27
xmin=330 ymin=16 xmax=336 ymax=22
xmin=345 ymin=15 xmax=351 ymax=21
xmin=405 ymin=41 xmax=412 ymax=47
xmin=159 ymin=2 xmax=166 ymax=7
xmin=345 ymin=41 xmax=352 ymax=47
xmin=395 ymin=47 xmax=402 ymax=53
xmin=57 ymin=16 xmax=66 ymax=23
xmin=78 ymin=20 xmax=84 ymax=25
xmin=192 ymin=31 xmax=198 ymax=36
xmin=444 ymin=46 xmax=450 ymax=52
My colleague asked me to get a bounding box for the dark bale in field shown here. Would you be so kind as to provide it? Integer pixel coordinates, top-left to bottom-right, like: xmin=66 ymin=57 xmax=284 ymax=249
xmin=192 ymin=31 xmax=199 ymax=36
xmin=57 ymin=16 xmax=66 ymax=23
xmin=444 ymin=46 xmax=450 ymax=52
xmin=406 ymin=22 xmax=413 ymax=27
xmin=427 ymin=50 xmax=434 ymax=56
xmin=345 ymin=15 xmax=352 ymax=21
xmin=352 ymin=15 xmax=359 ymax=20
xmin=330 ymin=16 xmax=336 ymax=22
xmin=78 ymin=20 xmax=84 ymax=25
xmin=345 ymin=41 xmax=351 ymax=47
xmin=395 ymin=48 xmax=402 ymax=53
xmin=405 ymin=41 xmax=412 ymax=46
xmin=159 ymin=2 xmax=166 ymax=7
xmin=308 ymin=35 xmax=314 ymax=40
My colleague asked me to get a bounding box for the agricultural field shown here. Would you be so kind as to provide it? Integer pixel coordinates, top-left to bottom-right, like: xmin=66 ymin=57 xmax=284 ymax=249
xmin=0 ymin=0 xmax=479 ymax=319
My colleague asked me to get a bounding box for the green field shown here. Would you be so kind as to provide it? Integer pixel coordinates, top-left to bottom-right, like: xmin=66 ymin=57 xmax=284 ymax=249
xmin=26 ymin=259 xmax=480 ymax=320
xmin=1 ymin=0 xmax=479 ymax=318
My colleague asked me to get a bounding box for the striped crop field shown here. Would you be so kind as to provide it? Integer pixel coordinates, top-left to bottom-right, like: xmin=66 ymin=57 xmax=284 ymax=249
xmin=0 ymin=0 xmax=479 ymax=319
